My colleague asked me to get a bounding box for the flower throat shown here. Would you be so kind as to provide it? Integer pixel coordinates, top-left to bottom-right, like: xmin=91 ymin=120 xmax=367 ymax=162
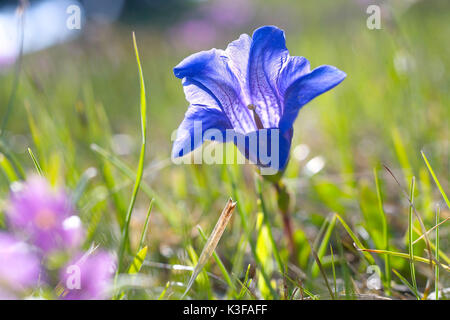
xmin=247 ymin=104 xmax=264 ymax=130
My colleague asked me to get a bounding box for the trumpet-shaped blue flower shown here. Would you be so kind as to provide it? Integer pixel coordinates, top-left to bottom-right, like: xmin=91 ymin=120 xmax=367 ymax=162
xmin=172 ymin=26 xmax=346 ymax=173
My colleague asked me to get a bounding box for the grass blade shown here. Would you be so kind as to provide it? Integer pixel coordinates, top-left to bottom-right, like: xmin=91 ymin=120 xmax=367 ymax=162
xmin=412 ymin=225 xmax=449 ymax=265
xmin=356 ymin=248 xmax=450 ymax=272
xmin=383 ymin=164 xmax=435 ymax=295
xmin=128 ymin=246 xmax=148 ymax=275
xmin=0 ymin=153 xmax=18 ymax=182
xmin=158 ymin=282 xmax=170 ymax=300
xmin=27 ymin=148 xmax=44 ymax=176
xmin=256 ymin=177 xmax=284 ymax=275
xmin=421 ymin=151 xmax=449 ymax=209
xmin=435 ymin=206 xmax=440 ymax=300
xmin=138 ymin=199 xmax=154 ymax=251
xmin=330 ymin=244 xmax=337 ymax=296
xmin=408 ymin=177 xmax=418 ymax=298
xmin=237 ymin=264 xmax=253 ymax=299
xmin=117 ymin=246 xmax=148 ymax=299
xmin=227 ymin=167 xmax=277 ymax=298
xmin=117 ymin=32 xmax=147 ymax=273
xmin=335 ymin=213 xmax=375 ymax=265
xmin=412 ymin=217 xmax=449 ymax=245
xmin=392 ymin=269 xmax=420 ymax=299
xmin=307 ymin=238 xmax=335 ymax=300
xmin=311 ymin=214 xmax=336 ymax=278
xmin=391 ymin=128 xmax=412 ymax=186
xmin=373 ymin=168 xmax=391 ymax=294
xmin=336 ymin=232 xmax=354 ymax=299
xmin=0 ymin=140 xmax=25 ymax=179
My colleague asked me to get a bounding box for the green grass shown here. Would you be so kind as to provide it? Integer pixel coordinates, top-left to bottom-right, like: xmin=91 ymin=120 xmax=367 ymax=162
xmin=435 ymin=206 xmax=440 ymax=300
xmin=116 ymin=32 xmax=148 ymax=275
xmin=0 ymin=0 xmax=448 ymax=300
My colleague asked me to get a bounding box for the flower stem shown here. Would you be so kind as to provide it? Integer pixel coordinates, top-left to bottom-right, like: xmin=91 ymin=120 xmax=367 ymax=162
xmin=273 ymin=181 xmax=296 ymax=257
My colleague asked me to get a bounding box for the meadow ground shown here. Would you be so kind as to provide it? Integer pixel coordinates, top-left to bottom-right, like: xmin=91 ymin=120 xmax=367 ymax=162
xmin=0 ymin=0 xmax=448 ymax=300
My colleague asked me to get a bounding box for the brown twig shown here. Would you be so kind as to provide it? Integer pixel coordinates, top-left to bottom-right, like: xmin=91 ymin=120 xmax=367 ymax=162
xmin=182 ymin=198 xmax=236 ymax=298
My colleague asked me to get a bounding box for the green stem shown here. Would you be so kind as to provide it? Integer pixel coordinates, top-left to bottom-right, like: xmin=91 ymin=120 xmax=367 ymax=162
xmin=273 ymin=181 xmax=296 ymax=257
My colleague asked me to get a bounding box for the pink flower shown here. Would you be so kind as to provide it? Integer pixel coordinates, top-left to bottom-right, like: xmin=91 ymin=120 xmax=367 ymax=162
xmin=59 ymin=250 xmax=116 ymax=300
xmin=6 ymin=176 xmax=84 ymax=253
xmin=0 ymin=232 xmax=41 ymax=299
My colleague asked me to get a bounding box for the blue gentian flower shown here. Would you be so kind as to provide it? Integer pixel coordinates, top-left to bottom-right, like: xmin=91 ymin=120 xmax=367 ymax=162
xmin=172 ymin=25 xmax=346 ymax=174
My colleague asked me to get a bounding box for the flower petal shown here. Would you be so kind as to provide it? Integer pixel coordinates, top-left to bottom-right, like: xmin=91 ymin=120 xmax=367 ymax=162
xmin=247 ymin=26 xmax=289 ymax=128
xmin=174 ymin=49 xmax=255 ymax=133
xmin=279 ymin=65 xmax=346 ymax=132
xmin=225 ymin=33 xmax=252 ymax=100
xmin=234 ymin=128 xmax=293 ymax=174
xmin=277 ymin=56 xmax=311 ymax=99
xmin=172 ymin=105 xmax=232 ymax=158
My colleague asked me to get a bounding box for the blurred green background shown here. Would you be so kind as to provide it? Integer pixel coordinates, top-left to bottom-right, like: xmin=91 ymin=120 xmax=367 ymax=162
xmin=0 ymin=0 xmax=448 ymax=299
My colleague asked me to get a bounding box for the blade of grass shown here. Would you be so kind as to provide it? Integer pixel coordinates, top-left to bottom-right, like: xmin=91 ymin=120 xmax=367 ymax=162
xmin=374 ymin=168 xmax=391 ymax=295
xmin=237 ymin=264 xmax=252 ymax=299
xmin=236 ymin=277 xmax=257 ymax=300
xmin=138 ymin=199 xmax=154 ymax=251
xmin=336 ymin=232 xmax=353 ymax=299
xmin=285 ymin=272 xmax=320 ymax=300
xmin=300 ymin=287 xmax=319 ymax=300
xmin=101 ymin=163 xmax=127 ymax=228
xmin=24 ymin=100 xmax=42 ymax=153
xmin=0 ymin=153 xmax=18 ymax=182
xmin=412 ymin=217 xmax=449 ymax=245
xmin=307 ymin=238 xmax=335 ymax=300
xmin=256 ymin=177 xmax=284 ymax=275
xmin=391 ymin=128 xmax=412 ymax=186
xmin=226 ymin=165 xmax=248 ymax=231
xmin=311 ymin=214 xmax=336 ymax=278
xmin=392 ymin=269 xmax=420 ymax=299
xmin=312 ymin=215 xmax=330 ymax=253
xmin=356 ymin=248 xmax=450 ymax=272
xmin=117 ymin=32 xmax=147 ymax=273
xmin=421 ymin=151 xmax=449 ymax=209
xmin=226 ymin=166 xmax=278 ymax=298
xmin=412 ymin=225 xmax=449 ymax=265
xmin=0 ymin=140 xmax=25 ymax=179
xmin=335 ymin=213 xmax=375 ymax=265
xmin=158 ymin=282 xmax=170 ymax=300
xmin=408 ymin=177 xmax=418 ymax=297
xmin=27 ymin=148 xmax=43 ymax=176
xmin=255 ymin=212 xmax=274 ymax=299
xmin=128 ymin=246 xmax=148 ymax=275
xmin=383 ymin=164 xmax=435 ymax=294
xmin=182 ymin=198 xmax=236 ymax=299
xmin=435 ymin=206 xmax=440 ymax=300
xmin=330 ymin=244 xmax=337 ymax=296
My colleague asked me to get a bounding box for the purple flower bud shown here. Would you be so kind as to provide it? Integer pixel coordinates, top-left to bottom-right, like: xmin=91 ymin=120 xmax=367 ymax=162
xmin=6 ymin=176 xmax=84 ymax=253
xmin=0 ymin=232 xmax=41 ymax=299
xmin=59 ymin=250 xmax=116 ymax=300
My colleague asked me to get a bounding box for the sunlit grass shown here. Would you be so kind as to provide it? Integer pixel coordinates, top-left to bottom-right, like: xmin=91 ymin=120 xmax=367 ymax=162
xmin=0 ymin=0 xmax=448 ymax=300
